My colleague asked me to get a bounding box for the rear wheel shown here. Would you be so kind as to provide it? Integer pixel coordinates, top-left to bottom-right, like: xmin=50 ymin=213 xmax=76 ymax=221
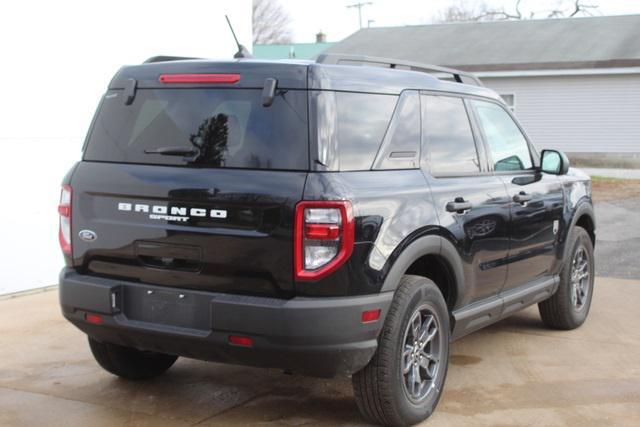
xmin=88 ymin=337 xmax=178 ymax=380
xmin=353 ymin=275 xmax=450 ymax=426
xmin=539 ymin=227 xmax=595 ymax=330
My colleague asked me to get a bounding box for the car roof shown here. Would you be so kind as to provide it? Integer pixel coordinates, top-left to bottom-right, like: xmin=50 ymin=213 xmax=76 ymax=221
xmin=108 ymin=58 xmax=503 ymax=102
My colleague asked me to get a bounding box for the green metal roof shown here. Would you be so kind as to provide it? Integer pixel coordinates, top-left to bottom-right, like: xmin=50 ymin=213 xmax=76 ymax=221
xmin=252 ymin=42 xmax=334 ymax=60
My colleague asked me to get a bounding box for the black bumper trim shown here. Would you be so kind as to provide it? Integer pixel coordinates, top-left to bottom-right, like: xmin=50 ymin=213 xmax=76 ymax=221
xmin=59 ymin=268 xmax=393 ymax=377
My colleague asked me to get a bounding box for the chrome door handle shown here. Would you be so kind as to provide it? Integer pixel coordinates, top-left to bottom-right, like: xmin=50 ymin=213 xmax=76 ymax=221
xmin=446 ymin=197 xmax=472 ymax=213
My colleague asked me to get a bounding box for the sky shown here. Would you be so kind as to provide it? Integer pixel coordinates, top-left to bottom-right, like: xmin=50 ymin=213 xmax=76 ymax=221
xmin=0 ymin=0 xmax=252 ymax=294
xmin=279 ymin=0 xmax=640 ymax=43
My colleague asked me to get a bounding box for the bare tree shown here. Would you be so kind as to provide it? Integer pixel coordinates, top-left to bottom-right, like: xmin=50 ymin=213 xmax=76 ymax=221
xmin=438 ymin=0 xmax=600 ymax=23
xmin=253 ymin=0 xmax=293 ymax=44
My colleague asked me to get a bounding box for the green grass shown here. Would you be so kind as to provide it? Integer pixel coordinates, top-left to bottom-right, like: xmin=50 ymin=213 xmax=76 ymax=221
xmin=590 ymin=175 xmax=632 ymax=182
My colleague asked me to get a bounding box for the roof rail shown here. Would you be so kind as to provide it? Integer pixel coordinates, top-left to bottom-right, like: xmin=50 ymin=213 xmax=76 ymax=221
xmin=316 ymin=53 xmax=484 ymax=87
xmin=143 ymin=56 xmax=202 ymax=64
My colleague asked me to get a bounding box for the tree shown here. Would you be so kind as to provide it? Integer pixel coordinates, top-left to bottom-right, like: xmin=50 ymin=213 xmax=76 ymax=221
xmin=437 ymin=0 xmax=601 ymax=23
xmin=253 ymin=0 xmax=293 ymax=44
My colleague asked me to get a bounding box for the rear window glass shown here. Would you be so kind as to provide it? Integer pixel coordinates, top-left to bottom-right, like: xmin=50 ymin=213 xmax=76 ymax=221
xmin=84 ymin=89 xmax=308 ymax=170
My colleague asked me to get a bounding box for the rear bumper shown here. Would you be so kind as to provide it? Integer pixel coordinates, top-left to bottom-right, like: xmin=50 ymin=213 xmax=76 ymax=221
xmin=59 ymin=268 xmax=393 ymax=377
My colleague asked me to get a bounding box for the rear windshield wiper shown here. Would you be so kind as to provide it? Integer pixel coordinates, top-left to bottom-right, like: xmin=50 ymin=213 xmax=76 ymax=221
xmin=144 ymin=146 xmax=198 ymax=156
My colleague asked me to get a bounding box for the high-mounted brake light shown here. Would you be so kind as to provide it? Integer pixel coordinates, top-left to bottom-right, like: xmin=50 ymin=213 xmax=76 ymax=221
xmin=159 ymin=73 xmax=241 ymax=84
xmin=294 ymin=201 xmax=355 ymax=281
xmin=58 ymin=185 xmax=72 ymax=256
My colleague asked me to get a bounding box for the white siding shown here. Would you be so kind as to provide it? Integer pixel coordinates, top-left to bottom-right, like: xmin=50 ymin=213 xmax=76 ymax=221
xmin=481 ymin=74 xmax=640 ymax=153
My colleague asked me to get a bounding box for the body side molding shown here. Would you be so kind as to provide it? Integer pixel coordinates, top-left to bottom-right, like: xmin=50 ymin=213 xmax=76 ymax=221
xmin=451 ymin=275 xmax=559 ymax=340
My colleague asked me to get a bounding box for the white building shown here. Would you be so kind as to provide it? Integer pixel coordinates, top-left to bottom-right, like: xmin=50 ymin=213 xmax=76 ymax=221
xmin=0 ymin=0 xmax=252 ymax=295
xmin=326 ymin=14 xmax=640 ymax=166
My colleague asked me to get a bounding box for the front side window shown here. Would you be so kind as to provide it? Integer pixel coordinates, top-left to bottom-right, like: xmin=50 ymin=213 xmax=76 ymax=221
xmin=423 ymin=95 xmax=480 ymax=176
xmin=472 ymin=100 xmax=533 ymax=172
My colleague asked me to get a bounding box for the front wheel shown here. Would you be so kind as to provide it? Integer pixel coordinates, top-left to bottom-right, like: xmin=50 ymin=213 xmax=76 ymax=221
xmin=539 ymin=227 xmax=595 ymax=330
xmin=353 ymin=275 xmax=450 ymax=426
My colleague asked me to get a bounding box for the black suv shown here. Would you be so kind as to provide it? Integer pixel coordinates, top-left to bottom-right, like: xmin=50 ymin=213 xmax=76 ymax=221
xmin=58 ymin=54 xmax=596 ymax=426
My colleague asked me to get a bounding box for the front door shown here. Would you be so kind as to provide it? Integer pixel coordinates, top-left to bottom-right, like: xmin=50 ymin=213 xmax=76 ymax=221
xmin=470 ymin=99 xmax=564 ymax=291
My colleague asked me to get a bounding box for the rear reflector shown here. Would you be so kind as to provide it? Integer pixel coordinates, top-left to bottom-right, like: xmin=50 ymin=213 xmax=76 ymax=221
xmin=361 ymin=309 xmax=381 ymax=323
xmin=304 ymin=223 xmax=341 ymax=240
xmin=159 ymin=73 xmax=241 ymax=84
xmin=84 ymin=313 xmax=103 ymax=325
xmin=58 ymin=185 xmax=72 ymax=256
xmin=228 ymin=335 xmax=253 ymax=347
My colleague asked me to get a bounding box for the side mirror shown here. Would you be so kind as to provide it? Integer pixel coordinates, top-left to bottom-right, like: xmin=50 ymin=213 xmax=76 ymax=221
xmin=541 ymin=149 xmax=570 ymax=175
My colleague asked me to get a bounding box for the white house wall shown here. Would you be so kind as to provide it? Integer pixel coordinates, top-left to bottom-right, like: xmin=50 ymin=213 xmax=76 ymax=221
xmin=481 ymin=74 xmax=640 ymax=154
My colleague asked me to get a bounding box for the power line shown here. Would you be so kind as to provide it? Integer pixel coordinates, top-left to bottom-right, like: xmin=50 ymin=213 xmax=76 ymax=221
xmin=347 ymin=2 xmax=373 ymax=29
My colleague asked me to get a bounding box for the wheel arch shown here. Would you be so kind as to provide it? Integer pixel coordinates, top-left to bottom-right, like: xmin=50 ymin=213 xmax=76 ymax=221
xmin=380 ymin=234 xmax=465 ymax=311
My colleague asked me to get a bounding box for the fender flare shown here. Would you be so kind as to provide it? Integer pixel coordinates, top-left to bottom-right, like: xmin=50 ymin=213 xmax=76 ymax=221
xmin=564 ymin=200 xmax=596 ymax=258
xmin=570 ymin=200 xmax=596 ymax=233
xmin=380 ymin=234 xmax=465 ymax=308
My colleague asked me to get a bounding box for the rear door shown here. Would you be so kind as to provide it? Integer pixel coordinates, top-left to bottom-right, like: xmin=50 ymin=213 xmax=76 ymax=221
xmin=470 ymin=99 xmax=564 ymax=290
xmin=421 ymin=94 xmax=512 ymax=304
xmin=72 ymin=85 xmax=309 ymax=298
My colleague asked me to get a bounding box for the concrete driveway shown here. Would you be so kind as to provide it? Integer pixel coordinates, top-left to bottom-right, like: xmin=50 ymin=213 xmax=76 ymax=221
xmin=1 ymin=277 xmax=639 ymax=426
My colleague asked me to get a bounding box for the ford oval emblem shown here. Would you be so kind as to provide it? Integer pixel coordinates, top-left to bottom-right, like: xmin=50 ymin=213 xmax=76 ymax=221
xmin=79 ymin=229 xmax=97 ymax=242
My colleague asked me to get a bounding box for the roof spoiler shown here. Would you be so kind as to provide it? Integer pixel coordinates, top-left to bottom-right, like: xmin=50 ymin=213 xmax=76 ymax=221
xmin=144 ymin=56 xmax=202 ymax=64
xmin=316 ymin=53 xmax=484 ymax=87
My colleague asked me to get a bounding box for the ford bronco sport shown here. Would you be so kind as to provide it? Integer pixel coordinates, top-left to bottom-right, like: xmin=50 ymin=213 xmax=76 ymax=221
xmin=59 ymin=54 xmax=596 ymax=426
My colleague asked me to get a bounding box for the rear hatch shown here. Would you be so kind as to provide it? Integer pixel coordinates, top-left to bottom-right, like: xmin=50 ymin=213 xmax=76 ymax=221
xmin=70 ymin=62 xmax=309 ymax=297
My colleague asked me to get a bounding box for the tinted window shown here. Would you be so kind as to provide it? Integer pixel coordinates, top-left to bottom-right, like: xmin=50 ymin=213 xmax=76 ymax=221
xmin=373 ymin=91 xmax=421 ymax=170
xmin=84 ymin=89 xmax=308 ymax=170
xmin=423 ymin=95 xmax=480 ymax=176
xmin=335 ymin=92 xmax=397 ymax=171
xmin=473 ymin=100 xmax=532 ymax=172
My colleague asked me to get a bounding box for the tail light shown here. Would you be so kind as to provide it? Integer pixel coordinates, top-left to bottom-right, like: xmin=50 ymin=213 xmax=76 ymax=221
xmin=58 ymin=185 xmax=72 ymax=256
xmin=294 ymin=201 xmax=355 ymax=281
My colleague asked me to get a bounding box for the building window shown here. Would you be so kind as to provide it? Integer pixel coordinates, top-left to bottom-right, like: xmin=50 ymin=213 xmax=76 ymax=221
xmin=500 ymin=94 xmax=515 ymax=112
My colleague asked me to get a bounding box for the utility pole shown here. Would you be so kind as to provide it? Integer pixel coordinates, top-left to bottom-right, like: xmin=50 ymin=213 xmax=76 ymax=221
xmin=347 ymin=2 xmax=373 ymax=29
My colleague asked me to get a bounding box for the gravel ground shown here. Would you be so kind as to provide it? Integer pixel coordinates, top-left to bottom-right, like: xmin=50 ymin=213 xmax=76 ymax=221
xmin=594 ymin=197 xmax=640 ymax=280
xmin=591 ymin=176 xmax=640 ymax=280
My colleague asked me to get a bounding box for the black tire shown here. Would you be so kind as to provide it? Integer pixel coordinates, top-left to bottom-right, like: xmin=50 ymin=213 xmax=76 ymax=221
xmin=88 ymin=337 xmax=178 ymax=380
xmin=538 ymin=227 xmax=595 ymax=330
xmin=353 ymin=275 xmax=450 ymax=427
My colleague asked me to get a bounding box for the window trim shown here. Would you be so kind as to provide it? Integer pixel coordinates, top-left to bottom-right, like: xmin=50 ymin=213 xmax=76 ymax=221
xmin=499 ymin=93 xmax=516 ymax=112
xmin=371 ymin=89 xmax=422 ymax=171
xmin=420 ymin=92 xmax=489 ymax=179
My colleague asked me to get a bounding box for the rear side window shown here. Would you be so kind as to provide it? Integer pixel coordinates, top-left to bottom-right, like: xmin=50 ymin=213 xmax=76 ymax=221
xmin=84 ymin=89 xmax=308 ymax=170
xmin=312 ymin=91 xmax=398 ymax=171
xmin=423 ymin=95 xmax=480 ymax=176
xmin=472 ymin=100 xmax=533 ymax=172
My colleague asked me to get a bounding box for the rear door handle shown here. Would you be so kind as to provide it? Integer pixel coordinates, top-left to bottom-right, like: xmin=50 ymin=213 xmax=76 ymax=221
xmin=446 ymin=197 xmax=472 ymax=213
xmin=513 ymin=192 xmax=533 ymax=204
